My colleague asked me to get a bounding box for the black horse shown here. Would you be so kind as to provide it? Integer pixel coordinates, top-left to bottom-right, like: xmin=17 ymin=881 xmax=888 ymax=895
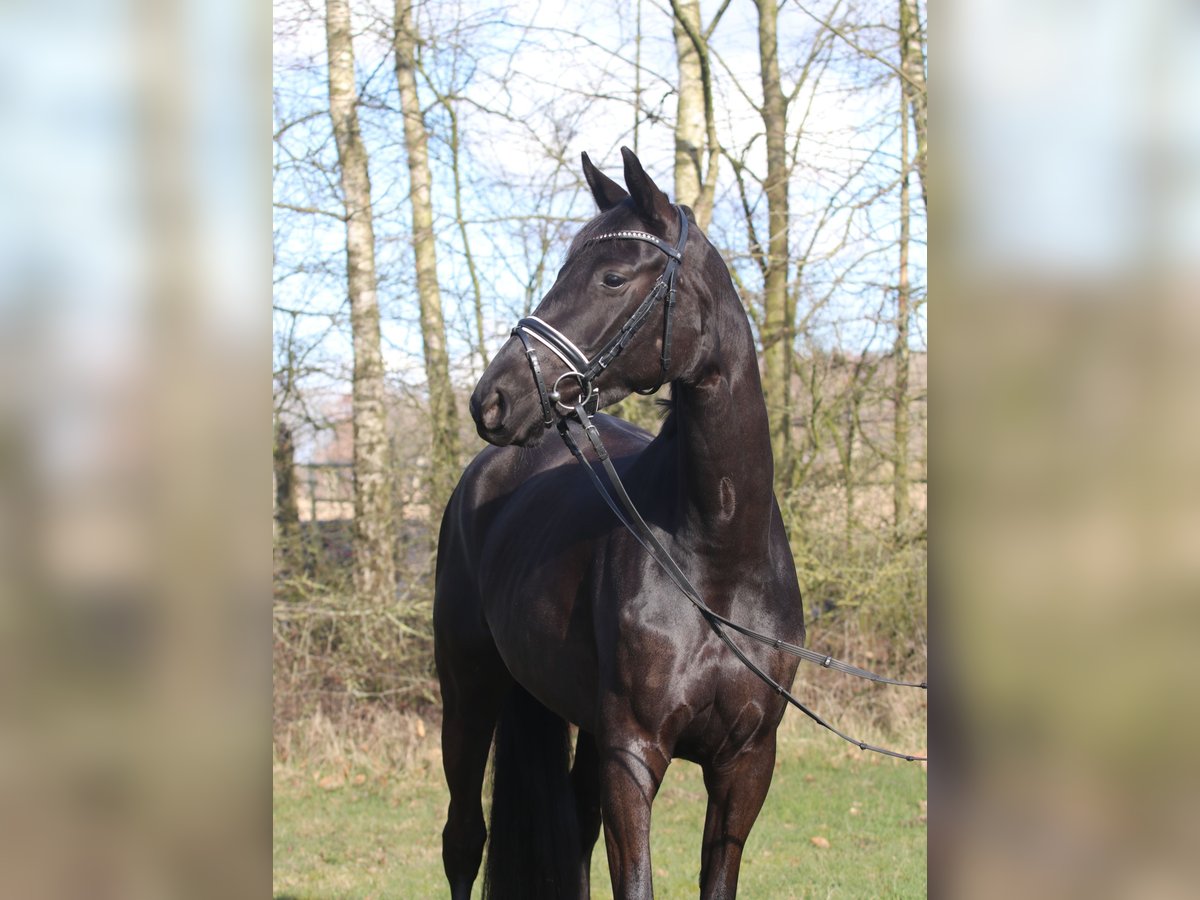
xmin=434 ymin=148 xmax=805 ymax=899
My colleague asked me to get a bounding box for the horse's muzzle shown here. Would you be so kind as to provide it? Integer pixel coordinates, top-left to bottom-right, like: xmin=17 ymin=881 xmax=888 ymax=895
xmin=470 ymin=354 xmax=548 ymax=447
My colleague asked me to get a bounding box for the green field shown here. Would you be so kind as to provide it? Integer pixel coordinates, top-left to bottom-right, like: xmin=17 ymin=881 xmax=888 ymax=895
xmin=273 ymin=722 xmax=926 ymax=899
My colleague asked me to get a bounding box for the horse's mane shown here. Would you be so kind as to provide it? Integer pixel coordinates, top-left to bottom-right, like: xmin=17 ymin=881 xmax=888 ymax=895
xmin=654 ymin=394 xmax=678 ymax=439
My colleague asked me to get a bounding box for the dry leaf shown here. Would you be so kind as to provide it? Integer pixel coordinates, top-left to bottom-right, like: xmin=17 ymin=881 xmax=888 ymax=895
xmin=353 ymin=773 xmax=367 ymax=785
xmin=810 ymin=836 xmax=830 ymax=849
xmin=319 ymin=774 xmax=344 ymax=791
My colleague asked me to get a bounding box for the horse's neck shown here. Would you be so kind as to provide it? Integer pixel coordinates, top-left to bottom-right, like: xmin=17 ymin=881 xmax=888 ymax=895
xmin=669 ymin=302 xmax=775 ymax=557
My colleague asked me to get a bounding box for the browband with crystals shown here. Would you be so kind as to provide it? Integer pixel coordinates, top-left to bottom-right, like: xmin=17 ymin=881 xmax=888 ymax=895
xmin=584 ymin=230 xmax=683 ymax=261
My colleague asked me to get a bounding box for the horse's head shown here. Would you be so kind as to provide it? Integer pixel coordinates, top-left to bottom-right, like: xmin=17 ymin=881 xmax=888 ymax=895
xmin=471 ymin=148 xmax=704 ymax=447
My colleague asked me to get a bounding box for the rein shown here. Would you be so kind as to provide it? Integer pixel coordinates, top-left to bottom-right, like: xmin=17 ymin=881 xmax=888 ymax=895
xmin=512 ymin=205 xmax=927 ymax=763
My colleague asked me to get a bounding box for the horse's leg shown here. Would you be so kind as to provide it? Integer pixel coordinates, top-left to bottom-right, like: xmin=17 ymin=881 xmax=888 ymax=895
xmin=571 ymin=729 xmax=602 ymax=899
xmin=697 ymin=733 xmax=778 ymax=900
xmin=598 ymin=725 xmax=670 ymax=900
xmin=438 ymin=643 xmax=509 ymax=900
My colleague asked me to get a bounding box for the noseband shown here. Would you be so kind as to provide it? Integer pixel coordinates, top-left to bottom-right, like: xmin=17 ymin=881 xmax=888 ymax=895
xmin=512 ymin=205 xmax=690 ymax=426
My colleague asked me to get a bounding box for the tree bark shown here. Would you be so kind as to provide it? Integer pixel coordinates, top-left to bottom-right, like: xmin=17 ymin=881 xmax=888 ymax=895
xmin=754 ymin=0 xmax=792 ymax=486
xmin=274 ymin=420 xmax=300 ymax=538
xmin=670 ymin=0 xmax=723 ymax=229
xmin=893 ymin=66 xmax=912 ymax=538
xmin=671 ymin=0 xmax=704 ymax=220
xmin=325 ymin=0 xmax=396 ymax=604
xmin=633 ymin=0 xmax=643 ymax=154
xmin=899 ymin=0 xmax=927 ymax=213
xmin=394 ymin=0 xmax=461 ymax=518
xmin=443 ymin=97 xmax=487 ymax=374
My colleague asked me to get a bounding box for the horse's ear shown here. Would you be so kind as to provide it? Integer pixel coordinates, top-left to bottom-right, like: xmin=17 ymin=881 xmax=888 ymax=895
xmin=620 ymin=146 xmax=673 ymax=229
xmin=581 ymin=152 xmax=628 ymax=211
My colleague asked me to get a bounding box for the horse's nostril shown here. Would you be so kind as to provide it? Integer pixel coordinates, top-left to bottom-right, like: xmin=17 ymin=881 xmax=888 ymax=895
xmin=480 ymin=389 xmax=506 ymax=432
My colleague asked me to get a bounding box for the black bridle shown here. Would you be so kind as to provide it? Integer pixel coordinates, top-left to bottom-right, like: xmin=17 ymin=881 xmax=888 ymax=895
xmin=509 ymin=205 xmax=927 ymax=762
xmin=512 ymin=206 xmax=689 ymax=426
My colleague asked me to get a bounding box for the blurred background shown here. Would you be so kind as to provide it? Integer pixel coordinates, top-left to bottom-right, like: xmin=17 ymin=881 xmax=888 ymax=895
xmin=0 ymin=0 xmax=266 ymax=896
xmin=938 ymin=1 xmax=1200 ymax=896
xmin=0 ymin=0 xmax=1196 ymax=896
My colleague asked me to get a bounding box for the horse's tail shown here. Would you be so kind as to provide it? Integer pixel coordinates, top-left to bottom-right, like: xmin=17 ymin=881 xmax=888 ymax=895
xmin=483 ymin=684 xmax=582 ymax=900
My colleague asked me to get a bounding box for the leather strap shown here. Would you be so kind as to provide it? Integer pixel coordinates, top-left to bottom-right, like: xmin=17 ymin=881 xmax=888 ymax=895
xmin=513 ymin=327 xmax=556 ymax=427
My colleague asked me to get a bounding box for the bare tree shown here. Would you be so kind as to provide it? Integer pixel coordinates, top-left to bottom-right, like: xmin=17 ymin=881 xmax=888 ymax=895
xmin=899 ymin=0 xmax=927 ymax=212
xmin=325 ymin=0 xmax=396 ymax=605
xmin=274 ymin=419 xmax=301 ymax=540
xmin=893 ymin=19 xmax=914 ymax=538
xmin=669 ymin=0 xmax=728 ymax=228
xmin=394 ymin=0 xmax=461 ymax=515
xmin=443 ymin=96 xmax=488 ymax=373
xmin=754 ymin=0 xmax=793 ymax=484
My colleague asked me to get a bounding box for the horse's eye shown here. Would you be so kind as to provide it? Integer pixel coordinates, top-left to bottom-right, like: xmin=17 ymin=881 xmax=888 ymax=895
xmin=602 ymin=273 xmax=626 ymax=288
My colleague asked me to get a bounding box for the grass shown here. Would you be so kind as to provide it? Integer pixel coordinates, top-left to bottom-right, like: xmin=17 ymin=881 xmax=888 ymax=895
xmin=273 ymin=716 xmax=926 ymax=899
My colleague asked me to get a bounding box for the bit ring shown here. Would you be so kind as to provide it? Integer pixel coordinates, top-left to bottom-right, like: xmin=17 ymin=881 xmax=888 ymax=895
xmin=552 ymin=371 xmax=594 ymax=414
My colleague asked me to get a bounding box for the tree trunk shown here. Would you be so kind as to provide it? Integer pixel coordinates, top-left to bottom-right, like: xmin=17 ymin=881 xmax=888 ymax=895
xmin=633 ymin=0 xmax=643 ymax=154
xmin=274 ymin=420 xmax=300 ymax=538
xmin=445 ymin=99 xmax=487 ymax=374
xmin=754 ymin=0 xmax=792 ymax=487
xmin=670 ymin=0 xmax=721 ymax=229
xmin=672 ymin=0 xmax=704 ymax=217
xmin=899 ymin=0 xmax=927 ymax=213
xmin=325 ymin=0 xmax=396 ymax=604
xmin=893 ymin=69 xmax=912 ymax=539
xmin=394 ymin=0 xmax=461 ymax=518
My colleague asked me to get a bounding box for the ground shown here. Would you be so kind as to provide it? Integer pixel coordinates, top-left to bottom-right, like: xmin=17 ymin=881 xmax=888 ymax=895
xmin=273 ymin=716 xmax=926 ymax=898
